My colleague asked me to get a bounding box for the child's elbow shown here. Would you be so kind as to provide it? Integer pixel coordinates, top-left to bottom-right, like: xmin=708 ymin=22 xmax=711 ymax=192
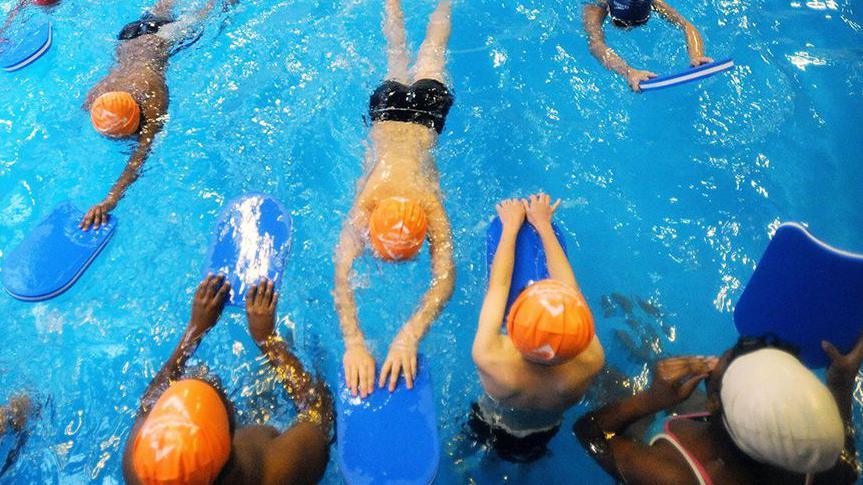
xmin=471 ymin=344 xmax=485 ymax=369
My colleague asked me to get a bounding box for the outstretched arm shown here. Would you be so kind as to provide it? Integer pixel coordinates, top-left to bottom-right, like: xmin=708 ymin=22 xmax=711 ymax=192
xmin=524 ymin=193 xmax=579 ymax=291
xmin=334 ymin=208 xmax=369 ymax=349
xmin=378 ymin=196 xmax=455 ymax=392
xmin=817 ymin=336 xmax=863 ymax=484
xmin=138 ymin=275 xmax=228 ymax=413
xmin=80 ymin=116 xmax=164 ymax=230
xmin=472 ymin=199 xmax=523 ymax=366
xmin=653 ymin=0 xmax=711 ymax=66
xmin=574 ymin=357 xmax=715 ymax=484
xmin=246 ymin=280 xmax=333 ymax=485
xmin=122 ymin=275 xmax=229 ymax=481
xmin=246 ymin=280 xmax=334 ymax=434
xmin=334 ymin=205 xmax=377 ymax=398
xmin=582 ymin=2 xmax=656 ymax=91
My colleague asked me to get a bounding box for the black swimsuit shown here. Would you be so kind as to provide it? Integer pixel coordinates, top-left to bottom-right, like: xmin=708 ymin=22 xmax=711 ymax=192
xmin=117 ymin=13 xmax=173 ymax=41
xmin=369 ymin=79 xmax=454 ymax=134
xmin=466 ymin=402 xmax=561 ymax=463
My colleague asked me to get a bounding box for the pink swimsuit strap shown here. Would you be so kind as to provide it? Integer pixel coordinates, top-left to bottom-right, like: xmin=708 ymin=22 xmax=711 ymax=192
xmin=661 ymin=412 xmax=715 ymax=485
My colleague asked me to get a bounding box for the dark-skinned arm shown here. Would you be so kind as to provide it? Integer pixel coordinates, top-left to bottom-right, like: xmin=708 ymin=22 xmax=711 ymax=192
xmin=247 ymin=280 xmax=334 ymax=435
xmin=814 ymin=337 xmax=863 ymax=484
xmin=245 ymin=280 xmax=333 ymax=485
xmin=138 ymin=274 xmax=229 ymax=412
xmin=574 ymin=357 xmax=715 ymax=484
xmin=122 ymin=275 xmax=229 ymax=484
xmin=81 ymin=116 xmax=164 ymax=230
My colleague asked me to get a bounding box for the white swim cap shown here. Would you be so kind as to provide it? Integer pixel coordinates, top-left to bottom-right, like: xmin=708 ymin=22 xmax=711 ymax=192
xmin=721 ymin=348 xmax=844 ymax=474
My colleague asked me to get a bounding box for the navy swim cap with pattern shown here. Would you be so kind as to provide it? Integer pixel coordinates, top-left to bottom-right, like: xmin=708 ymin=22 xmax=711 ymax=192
xmin=608 ymin=0 xmax=652 ymax=27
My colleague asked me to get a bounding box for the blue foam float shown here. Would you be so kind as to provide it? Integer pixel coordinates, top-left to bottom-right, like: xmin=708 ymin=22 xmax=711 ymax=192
xmin=0 ymin=19 xmax=52 ymax=72
xmin=486 ymin=216 xmax=568 ymax=313
xmin=202 ymin=194 xmax=292 ymax=307
xmin=2 ymin=202 xmax=116 ymax=301
xmin=337 ymin=355 xmax=439 ymax=485
xmin=640 ymin=58 xmax=734 ymax=92
xmin=734 ymin=223 xmax=863 ymax=368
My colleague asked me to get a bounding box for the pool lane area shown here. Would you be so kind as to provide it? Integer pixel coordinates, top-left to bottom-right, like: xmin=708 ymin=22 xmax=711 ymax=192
xmin=0 ymin=0 xmax=861 ymax=483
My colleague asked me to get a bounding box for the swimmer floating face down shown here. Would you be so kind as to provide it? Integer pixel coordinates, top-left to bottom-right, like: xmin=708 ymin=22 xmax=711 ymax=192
xmin=79 ymin=0 xmax=228 ymax=232
xmin=582 ymin=0 xmax=713 ymax=92
xmin=334 ymin=0 xmax=456 ymax=400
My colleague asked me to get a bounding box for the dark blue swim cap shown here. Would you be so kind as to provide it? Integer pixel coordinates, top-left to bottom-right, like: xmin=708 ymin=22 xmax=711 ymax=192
xmin=608 ymin=0 xmax=652 ymax=27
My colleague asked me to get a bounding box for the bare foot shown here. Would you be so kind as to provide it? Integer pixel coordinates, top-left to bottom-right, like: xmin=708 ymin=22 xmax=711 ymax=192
xmin=246 ymin=279 xmax=278 ymax=345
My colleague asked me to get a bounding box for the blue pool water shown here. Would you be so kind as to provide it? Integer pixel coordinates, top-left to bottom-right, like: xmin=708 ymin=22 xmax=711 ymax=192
xmin=1 ymin=0 xmax=862 ymax=482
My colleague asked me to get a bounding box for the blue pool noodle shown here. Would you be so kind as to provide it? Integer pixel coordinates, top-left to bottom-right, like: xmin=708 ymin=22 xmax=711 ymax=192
xmin=734 ymin=223 xmax=863 ymax=368
xmin=639 ymin=58 xmax=734 ymax=92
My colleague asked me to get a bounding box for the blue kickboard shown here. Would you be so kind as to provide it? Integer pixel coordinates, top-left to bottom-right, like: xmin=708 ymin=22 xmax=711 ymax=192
xmin=486 ymin=217 xmax=567 ymax=312
xmin=202 ymin=194 xmax=292 ymax=307
xmin=2 ymin=201 xmax=116 ymax=301
xmin=0 ymin=19 xmax=52 ymax=72
xmin=734 ymin=223 xmax=863 ymax=368
xmin=640 ymin=58 xmax=734 ymax=92
xmin=337 ymin=355 xmax=439 ymax=485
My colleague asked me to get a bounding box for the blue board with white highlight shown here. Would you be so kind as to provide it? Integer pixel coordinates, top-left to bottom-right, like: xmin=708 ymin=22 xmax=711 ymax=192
xmin=640 ymin=58 xmax=734 ymax=92
xmin=337 ymin=355 xmax=439 ymax=485
xmin=0 ymin=19 xmax=52 ymax=72
xmin=2 ymin=202 xmax=116 ymax=301
xmin=734 ymin=223 xmax=863 ymax=368
xmin=486 ymin=216 xmax=567 ymax=313
xmin=203 ymin=194 xmax=292 ymax=307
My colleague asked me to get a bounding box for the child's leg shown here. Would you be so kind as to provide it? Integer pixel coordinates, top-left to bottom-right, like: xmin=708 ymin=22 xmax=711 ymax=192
xmin=149 ymin=0 xmax=179 ymax=18
xmin=384 ymin=0 xmax=411 ymax=83
xmin=412 ymin=0 xmax=452 ymax=83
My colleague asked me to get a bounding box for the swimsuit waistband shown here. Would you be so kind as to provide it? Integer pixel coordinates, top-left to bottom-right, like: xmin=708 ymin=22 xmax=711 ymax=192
xmin=476 ymin=393 xmax=563 ymax=438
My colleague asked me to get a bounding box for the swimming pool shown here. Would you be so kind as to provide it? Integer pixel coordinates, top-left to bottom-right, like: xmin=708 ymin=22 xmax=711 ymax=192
xmin=1 ymin=0 xmax=861 ymax=482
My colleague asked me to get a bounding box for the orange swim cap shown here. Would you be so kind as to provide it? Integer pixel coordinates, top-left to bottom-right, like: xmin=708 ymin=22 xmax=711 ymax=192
xmin=506 ymin=279 xmax=595 ymax=365
xmin=90 ymin=91 xmax=141 ymax=138
xmin=131 ymin=379 xmax=231 ymax=485
xmin=369 ymin=197 xmax=428 ymax=261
